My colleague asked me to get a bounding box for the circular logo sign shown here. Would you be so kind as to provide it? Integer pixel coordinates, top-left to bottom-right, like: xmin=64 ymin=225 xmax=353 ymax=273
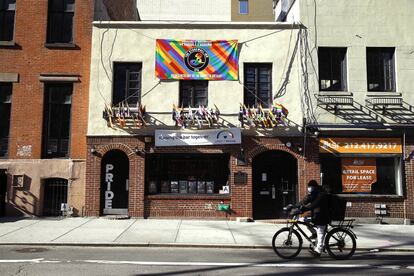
xmin=184 ymin=48 xmax=209 ymax=72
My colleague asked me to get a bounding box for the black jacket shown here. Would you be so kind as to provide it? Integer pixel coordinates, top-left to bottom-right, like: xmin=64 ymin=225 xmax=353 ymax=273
xmin=298 ymin=187 xmax=331 ymax=225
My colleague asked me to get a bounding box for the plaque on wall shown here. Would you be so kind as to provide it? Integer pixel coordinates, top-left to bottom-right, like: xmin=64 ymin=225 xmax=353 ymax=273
xmin=149 ymin=181 xmax=157 ymax=194
xmin=161 ymin=181 xmax=170 ymax=193
xmin=188 ymin=181 xmax=197 ymax=194
xmin=171 ymin=181 xmax=179 ymax=193
xmin=197 ymin=181 xmax=206 ymax=194
xmin=206 ymin=181 xmax=214 ymax=194
xmin=234 ymin=172 xmax=247 ymax=185
xmin=179 ymin=181 xmax=188 ymax=193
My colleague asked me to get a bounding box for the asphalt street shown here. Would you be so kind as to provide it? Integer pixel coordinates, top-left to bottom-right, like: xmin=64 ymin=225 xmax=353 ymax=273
xmin=0 ymin=246 xmax=414 ymax=275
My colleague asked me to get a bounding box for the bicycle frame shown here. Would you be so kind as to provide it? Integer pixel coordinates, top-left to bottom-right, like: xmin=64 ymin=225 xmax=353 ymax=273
xmin=286 ymin=215 xmax=316 ymax=244
xmin=286 ymin=216 xmax=358 ymax=243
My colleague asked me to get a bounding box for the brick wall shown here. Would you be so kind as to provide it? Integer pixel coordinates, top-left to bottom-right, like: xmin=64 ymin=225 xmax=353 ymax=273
xmin=144 ymin=196 xmax=231 ymax=218
xmin=85 ymin=135 xmax=414 ymax=220
xmin=403 ymin=136 xmax=414 ymax=219
xmin=335 ymin=137 xmax=414 ymax=221
xmin=0 ymin=0 xmax=94 ymax=159
xmin=86 ymin=135 xmax=320 ymax=219
xmin=86 ymin=136 xmax=146 ymax=217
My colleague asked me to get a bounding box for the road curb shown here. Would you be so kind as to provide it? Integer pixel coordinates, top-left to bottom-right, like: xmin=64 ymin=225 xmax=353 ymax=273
xmin=1 ymin=243 xmax=414 ymax=252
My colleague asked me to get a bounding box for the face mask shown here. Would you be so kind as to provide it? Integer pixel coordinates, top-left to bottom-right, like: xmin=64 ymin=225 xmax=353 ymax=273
xmin=307 ymin=186 xmax=315 ymax=194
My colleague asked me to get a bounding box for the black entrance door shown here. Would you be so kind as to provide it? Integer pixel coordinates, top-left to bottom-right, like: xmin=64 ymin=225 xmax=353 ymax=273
xmin=101 ymin=150 xmax=129 ymax=215
xmin=253 ymin=151 xmax=297 ymax=219
xmin=43 ymin=178 xmax=68 ymax=216
xmin=0 ymin=170 xmax=6 ymax=217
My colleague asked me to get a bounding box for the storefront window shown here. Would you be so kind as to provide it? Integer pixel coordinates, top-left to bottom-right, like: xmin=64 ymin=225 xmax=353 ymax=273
xmin=145 ymin=153 xmax=230 ymax=195
xmin=320 ymin=155 xmax=401 ymax=195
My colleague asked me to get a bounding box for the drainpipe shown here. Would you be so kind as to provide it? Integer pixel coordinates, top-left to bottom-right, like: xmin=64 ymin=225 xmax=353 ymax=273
xmin=403 ymin=130 xmax=410 ymax=224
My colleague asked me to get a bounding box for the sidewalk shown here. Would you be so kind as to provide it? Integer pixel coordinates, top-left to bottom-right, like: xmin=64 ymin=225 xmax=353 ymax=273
xmin=1 ymin=217 xmax=413 ymax=251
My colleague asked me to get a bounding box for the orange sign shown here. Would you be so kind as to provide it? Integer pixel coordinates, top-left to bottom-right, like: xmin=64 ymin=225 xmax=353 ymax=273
xmin=341 ymin=158 xmax=377 ymax=193
xmin=320 ymin=138 xmax=402 ymax=154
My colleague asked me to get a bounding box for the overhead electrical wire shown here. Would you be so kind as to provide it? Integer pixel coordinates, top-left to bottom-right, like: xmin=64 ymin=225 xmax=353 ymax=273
xmin=96 ymin=18 xmax=318 ymax=126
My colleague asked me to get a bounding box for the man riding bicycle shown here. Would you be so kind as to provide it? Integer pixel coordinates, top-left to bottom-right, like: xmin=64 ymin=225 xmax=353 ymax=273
xmin=295 ymin=180 xmax=331 ymax=256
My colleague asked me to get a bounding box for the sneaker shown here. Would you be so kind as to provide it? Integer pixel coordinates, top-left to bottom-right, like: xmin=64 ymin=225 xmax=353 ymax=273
xmin=308 ymin=247 xmax=321 ymax=257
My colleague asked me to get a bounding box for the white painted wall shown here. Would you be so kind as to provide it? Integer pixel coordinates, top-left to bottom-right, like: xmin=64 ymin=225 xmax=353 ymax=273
xmin=299 ymin=0 xmax=414 ymax=124
xmin=88 ymin=22 xmax=303 ymax=136
xmin=137 ymin=0 xmax=231 ymax=21
xmin=88 ymin=0 xmax=414 ymax=137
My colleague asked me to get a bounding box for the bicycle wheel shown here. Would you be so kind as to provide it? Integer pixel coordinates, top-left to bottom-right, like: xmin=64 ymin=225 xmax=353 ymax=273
xmin=325 ymin=228 xmax=356 ymax=260
xmin=272 ymin=227 xmax=303 ymax=259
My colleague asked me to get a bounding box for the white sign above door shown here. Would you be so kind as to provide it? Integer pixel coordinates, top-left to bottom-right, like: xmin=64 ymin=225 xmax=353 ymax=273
xmin=155 ymin=128 xmax=241 ymax=147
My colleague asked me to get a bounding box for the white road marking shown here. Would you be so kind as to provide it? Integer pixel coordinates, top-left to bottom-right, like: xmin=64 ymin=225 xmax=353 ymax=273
xmin=82 ymin=260 xmax=403 ymax=270
xmin=374 ymin=265 xmax=400 ymax=270
xmin=0 ymin=258 xmax=44 ymax=263
xmin=0 ymin=258 xmax=62 ymax=264
xmin=0 ymin=259 xmax=408 ymax=270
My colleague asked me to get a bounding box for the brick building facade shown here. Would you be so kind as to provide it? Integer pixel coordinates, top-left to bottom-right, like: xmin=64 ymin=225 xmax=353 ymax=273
xmin=0 ymin=0 xmax=94 ymax=217
xmin=84 ymin=1 xmax=414 ymax=223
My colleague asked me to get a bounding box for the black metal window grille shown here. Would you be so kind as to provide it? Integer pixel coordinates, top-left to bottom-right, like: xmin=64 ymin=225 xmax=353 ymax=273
xmin=244 ymin=63 xmax=272 ymax=108
xmin=43 ymin=178 xmax=68 ymax=216
xmin=366 ymin=47 xmax=396 ymax=92
xmin=0 ymin=0 xmax=15 ymax=41
xmin=47 ymin=0 xmax=75 ymax=43
xmin=43 ymin=83 xmax=72 ymax=158
xmin=179 ymin=80 xmax=208 ymax=107
xmin=113 ymin=63 xmax=142 ymax=107
xmin=0 ymin=83 xmax=12 ymax=157
xmin=318 ymin=47 xmax=347 ymax=91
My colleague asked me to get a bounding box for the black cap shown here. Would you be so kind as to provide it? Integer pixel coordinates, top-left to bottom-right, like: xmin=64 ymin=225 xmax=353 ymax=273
xmin=307 ymin=180 xmax=319 ymax=187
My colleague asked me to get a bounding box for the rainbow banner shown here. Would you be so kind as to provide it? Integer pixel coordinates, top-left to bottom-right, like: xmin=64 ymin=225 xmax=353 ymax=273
xmin=155 ymin=39 xmax=238 ymax=80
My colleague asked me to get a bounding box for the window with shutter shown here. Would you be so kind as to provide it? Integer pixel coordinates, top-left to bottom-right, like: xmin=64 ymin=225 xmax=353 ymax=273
xmin=244 ymin=63 xmax=272 ymax=107
xmin=179 ymin=80 xmax=208 ymax=107
xmin=113 ymin=63 xmax=142 ymax=107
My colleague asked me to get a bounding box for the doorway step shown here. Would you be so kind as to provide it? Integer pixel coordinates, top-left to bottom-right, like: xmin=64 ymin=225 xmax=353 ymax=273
xmin=102 ymin=215 xmax=130 ymax=220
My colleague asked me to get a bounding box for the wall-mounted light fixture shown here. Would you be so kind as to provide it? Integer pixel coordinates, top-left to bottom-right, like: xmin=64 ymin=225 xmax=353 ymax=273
xmin=135 ymin=147 xmax=154 ymax=156
xmin=90 ymin=146 xmax=97 ymax=154
xmin=237 ymin=146 xmax=247 ymax=166
xmin=285 ymin=141 xmax=292 ymax=148
xmin=135 ymin=147 xmax=145 ymax=155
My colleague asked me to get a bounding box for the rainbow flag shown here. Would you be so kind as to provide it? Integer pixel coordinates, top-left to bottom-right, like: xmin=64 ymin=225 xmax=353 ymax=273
xmin=155 ymin=39 xmax=238 ymax=81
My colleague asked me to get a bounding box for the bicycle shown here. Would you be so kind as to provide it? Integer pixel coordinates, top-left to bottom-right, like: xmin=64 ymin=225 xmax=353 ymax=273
xmin=272 ymin=206 xmax=357 ymax=260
